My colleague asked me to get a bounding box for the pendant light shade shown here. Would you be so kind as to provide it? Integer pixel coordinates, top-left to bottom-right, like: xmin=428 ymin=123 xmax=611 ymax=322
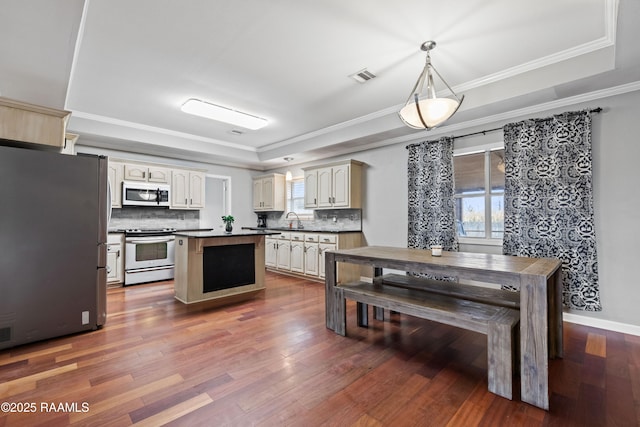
xmin=399 ymin=41 xmax=464 ymax=130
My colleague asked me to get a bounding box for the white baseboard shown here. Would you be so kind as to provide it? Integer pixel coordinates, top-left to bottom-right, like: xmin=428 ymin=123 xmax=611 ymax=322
xmin=563 ymin=313 xmax=640 ymax=337
xmin=358 ymin=275 xmax=640 ymax=337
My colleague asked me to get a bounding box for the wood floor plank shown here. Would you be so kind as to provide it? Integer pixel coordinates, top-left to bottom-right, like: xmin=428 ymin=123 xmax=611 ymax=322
xmin=585 ymin=332 xmax=607 ymax=357
xmin=131 ymin=393 xmax=212 ymax=426
xmin=1 ymin=272 xmax=639 ymax=426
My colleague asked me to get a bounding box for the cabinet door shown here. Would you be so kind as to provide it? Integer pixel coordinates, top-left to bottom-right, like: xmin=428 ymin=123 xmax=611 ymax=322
xmin=265 ymin=238 xmax=277 ymax=267
xmin=108 ymin=162 xmax=124 ymax=208
xmin=304 ymin=243 xmax=319 ymax=276
xmin=304 ymin=170 xmax=318 ymax=208
xmin=318 ymin=243 xmax=337 ymax=278
xmin=106 ymin=244 xmax=122 ymax=283
xmin=290 ymin=241 xmax=304 ymax=273
xmin=261 ymin=176 xmax=274 ymax=210
xmin=317 ymin=167 xmax=333 ymax=208
xmin=276 ymin=241 xmax=291 ymax=270
xmin=189 ymin=172 xmax=205 ymax=208
xmin=332 ymin=164 xmax=350 ymax=207
xmin=123 ymin=163 xmax=148 ymax=181
xmin=148 ymin=166 xmax=171 ymax=183
xmin=171 ymin=170 xmax=189 ymax=208
xmin=253 ymin=178 xmax=263 ymax=210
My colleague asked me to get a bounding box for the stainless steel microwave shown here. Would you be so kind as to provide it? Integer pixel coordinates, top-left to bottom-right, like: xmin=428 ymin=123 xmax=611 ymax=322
xmin=122 ymin=181 xmax=170 ymax=207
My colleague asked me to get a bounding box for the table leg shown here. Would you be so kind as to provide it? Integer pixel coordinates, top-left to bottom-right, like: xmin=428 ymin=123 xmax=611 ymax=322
xmin=325 ymin=252 xmax=337 ymax=331
xmin=549 ymin=268 xmax=563 ymax=358
xmin=520 ymin=274 xmax=550 ymax=410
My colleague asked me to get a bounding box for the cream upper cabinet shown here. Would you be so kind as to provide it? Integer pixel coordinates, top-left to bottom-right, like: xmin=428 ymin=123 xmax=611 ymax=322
xmin=0 ymin=97 xmax=70 ymax=150
xmin=171 ymin=169 xmax=205 ymax=210
xmin=304 ymin=170 xmax=318 ymax=208
xmin=253 ymin=174 xmax=285 ymax=211
xmin=108 ymin=161 xmax=124 ymax=208
xmin=124 ymin=163 xmax=170 ymax=183
xmin=303 ymin=160 xmax=362 ymax=209
xmin=188 ymin=171 xmax=205 ymax=208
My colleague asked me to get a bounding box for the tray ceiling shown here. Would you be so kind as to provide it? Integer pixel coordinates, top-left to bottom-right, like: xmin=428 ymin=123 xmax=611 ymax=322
xmin=1 ymin=0 xmax=636 ymax=169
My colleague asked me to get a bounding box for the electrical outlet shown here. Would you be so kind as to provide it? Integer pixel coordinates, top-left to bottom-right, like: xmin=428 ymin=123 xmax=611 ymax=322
xmin=82 ymin=311 xmax=89 ymax=325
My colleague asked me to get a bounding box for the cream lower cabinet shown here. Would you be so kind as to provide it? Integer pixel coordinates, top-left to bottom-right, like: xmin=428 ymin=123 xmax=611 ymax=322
xmin=318 ymin=243 xmax=337 ymax=279
xmin=290 ymin=233 xmax=305 ymax=273
xmin=107 ymin=233 xmax=124 ymax=285
xmin=266 ymin=231 xmax=361 ymax=283
xmin=304 ymin=241 xmax=319 ymax=276
xmin=265 ymin=237 xmax=278 ymax=267
xmin=275 ymin=233 xmax=291 ymax=270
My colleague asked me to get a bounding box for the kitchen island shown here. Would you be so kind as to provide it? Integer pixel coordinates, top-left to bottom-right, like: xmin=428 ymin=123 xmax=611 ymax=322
xmin=173 ymin=230 xmax=280 ymax=304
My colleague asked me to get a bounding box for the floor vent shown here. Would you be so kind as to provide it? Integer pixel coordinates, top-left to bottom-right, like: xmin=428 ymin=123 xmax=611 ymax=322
xmin=349 ymin=68 xmax=377 ymax=83
xmin=0 ymin=327 xmax=11 ymax=343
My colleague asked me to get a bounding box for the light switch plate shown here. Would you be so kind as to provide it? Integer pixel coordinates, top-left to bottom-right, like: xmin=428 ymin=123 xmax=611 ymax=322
xmin=82 ymin=311 xmax=89 ymax=325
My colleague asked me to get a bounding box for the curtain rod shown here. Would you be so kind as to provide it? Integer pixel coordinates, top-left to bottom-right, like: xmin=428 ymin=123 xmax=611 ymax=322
xmin=405 ymin=107 xmax=602 ymax=149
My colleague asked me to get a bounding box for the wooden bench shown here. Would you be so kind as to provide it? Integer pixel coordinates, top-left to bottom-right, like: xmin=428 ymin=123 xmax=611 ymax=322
xmin=377 ymin=273 xmax=520 ymax=309
xmin=335 ymin=281 xmax=520 ymax=400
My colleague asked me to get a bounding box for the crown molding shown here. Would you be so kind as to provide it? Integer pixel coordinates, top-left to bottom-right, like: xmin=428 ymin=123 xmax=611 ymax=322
xmin=70 ymin=110 xmax=257 ymax=152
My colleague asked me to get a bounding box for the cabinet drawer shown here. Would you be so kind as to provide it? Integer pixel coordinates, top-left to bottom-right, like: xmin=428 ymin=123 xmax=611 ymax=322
xmin=107 ymin=233 xmax=124 ymax=244
xmin=290 ymin=232 xmax=304 ymax=242
xmin=304 ymin=234 xmax=319 ymax=243
xmin=275 ymin=232 xmax=290 ymax=240
xmin=318 ymin=234 xmax=337 ymax=244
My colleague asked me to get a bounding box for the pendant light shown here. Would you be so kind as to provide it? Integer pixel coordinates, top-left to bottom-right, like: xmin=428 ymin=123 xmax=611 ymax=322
xmin=398 ymin=41 xmax=464 ymax=130
xmin=284 ymin=157 xmax=293 ymax=181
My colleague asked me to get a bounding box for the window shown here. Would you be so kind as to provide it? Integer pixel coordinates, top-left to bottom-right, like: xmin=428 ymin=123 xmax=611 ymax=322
xmin=453 ymin=147 xmax=505 ymax=240
xmin=287 ymin=178 xmax=313 ymax=218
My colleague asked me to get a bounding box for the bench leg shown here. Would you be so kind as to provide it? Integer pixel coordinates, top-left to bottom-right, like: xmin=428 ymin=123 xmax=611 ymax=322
xmin=357 ymin=302 xmax=368 ymax=327
xmin=487 ymin=319 xmax=518 ymax=400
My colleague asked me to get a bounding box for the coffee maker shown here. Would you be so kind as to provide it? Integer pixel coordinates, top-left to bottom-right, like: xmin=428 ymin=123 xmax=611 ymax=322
xmin=257 ymin=213 xmax=267 ymax=228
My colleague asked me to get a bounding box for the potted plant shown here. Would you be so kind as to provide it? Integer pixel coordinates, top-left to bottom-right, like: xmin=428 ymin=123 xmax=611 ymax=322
xmin=221 ymin=215 xmax=235 ymax=233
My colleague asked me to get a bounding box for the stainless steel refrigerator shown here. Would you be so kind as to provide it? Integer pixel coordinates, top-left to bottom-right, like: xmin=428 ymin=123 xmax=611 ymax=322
xmin=0 ymin=144 xmax=108 ymax=350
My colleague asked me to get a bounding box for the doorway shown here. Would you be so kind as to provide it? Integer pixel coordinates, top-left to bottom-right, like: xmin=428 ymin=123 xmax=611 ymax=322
xmin=200 ymin=175 xmax=231 ymax=230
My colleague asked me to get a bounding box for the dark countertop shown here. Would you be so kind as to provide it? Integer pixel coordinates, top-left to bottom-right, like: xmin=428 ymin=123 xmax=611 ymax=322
xmin=174 ymin=230 xmax=281 ymax=238
xmin=242 ymin=227 xmax=362 ymax=234
xmin=108 ymin=228 xmax=213 ymax=234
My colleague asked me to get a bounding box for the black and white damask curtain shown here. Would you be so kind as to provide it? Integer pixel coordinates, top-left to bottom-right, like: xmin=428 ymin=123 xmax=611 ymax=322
xmin=502 ymin=111 xmax=601 ymax=311
xmin=407 ymin=136 xmax=458 ymax=252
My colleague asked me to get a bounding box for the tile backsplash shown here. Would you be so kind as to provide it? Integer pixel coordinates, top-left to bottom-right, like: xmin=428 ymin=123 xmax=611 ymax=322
xmin=263 ymin=209 xmax=361 ymax=231
xmin=109 ymin=207 xmax=200 ymax=231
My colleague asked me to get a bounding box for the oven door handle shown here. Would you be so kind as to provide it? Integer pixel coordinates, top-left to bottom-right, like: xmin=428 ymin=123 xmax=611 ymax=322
xmin=126 ymin=237 xmax=175 ymax=244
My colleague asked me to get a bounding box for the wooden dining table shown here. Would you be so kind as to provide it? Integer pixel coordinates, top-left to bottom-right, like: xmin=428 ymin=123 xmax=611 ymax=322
xmin=324 ymin=246 xmax=563 ymax=410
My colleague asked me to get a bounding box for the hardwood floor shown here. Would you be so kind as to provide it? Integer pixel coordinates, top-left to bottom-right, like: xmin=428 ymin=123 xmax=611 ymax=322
xmin=1 ymin=271 xmax=639 ymax=426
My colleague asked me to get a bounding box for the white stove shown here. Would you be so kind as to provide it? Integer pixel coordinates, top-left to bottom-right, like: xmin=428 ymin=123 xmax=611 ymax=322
xmin=124 ymin=228 xmax=176 ymax=285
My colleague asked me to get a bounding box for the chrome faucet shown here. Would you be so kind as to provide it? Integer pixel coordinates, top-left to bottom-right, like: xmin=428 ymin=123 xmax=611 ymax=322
xmin=285 ymin=212 xmax=303 ymax=229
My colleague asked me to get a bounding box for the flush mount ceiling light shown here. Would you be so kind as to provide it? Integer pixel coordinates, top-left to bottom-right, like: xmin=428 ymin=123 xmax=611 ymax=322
xmin=181 ymin=98 xmax=268 ymax=130
xmin=398 ymin=41 xmax=464 ymax=130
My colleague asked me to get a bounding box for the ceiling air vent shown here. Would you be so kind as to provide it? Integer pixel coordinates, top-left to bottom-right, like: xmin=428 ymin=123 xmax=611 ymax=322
xmin=349 ymin=68 xmax=377 ymax=84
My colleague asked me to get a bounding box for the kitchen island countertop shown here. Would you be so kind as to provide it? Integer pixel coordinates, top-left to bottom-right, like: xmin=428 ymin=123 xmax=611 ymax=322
xmin=175 ymin=230 xmax=281 ymax=238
